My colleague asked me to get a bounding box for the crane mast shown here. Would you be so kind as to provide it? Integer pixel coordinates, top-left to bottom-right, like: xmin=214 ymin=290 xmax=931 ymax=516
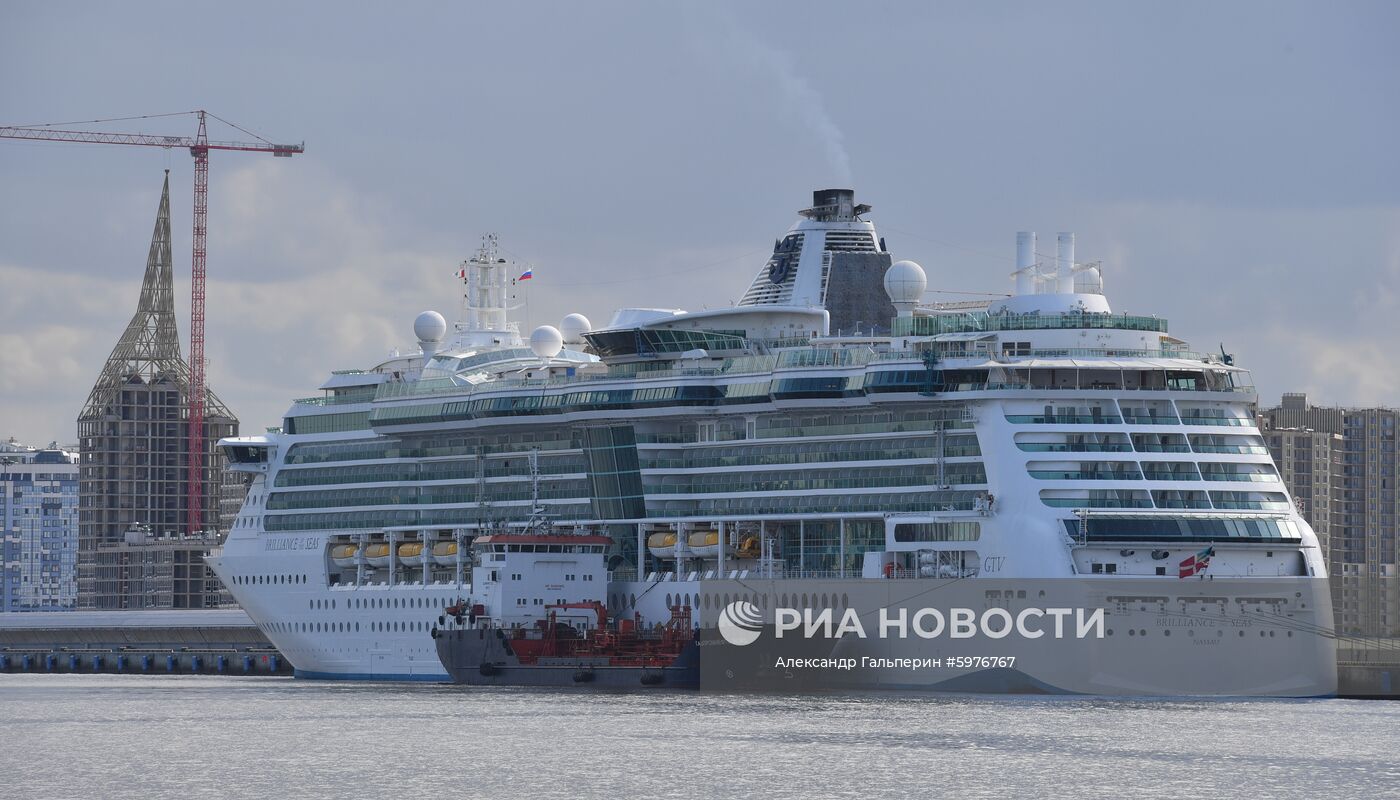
xmin=188 ymin=111 xmax=210 ymax=536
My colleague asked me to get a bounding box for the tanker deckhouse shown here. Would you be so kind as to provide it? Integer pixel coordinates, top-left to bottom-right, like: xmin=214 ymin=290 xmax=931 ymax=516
xmin=211 ymin=190 xmax=1336 ymax=695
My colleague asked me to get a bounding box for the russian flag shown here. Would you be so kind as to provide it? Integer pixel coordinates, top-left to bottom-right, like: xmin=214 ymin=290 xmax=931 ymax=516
xmin=517 ymin=268 xmax=533 ymax=281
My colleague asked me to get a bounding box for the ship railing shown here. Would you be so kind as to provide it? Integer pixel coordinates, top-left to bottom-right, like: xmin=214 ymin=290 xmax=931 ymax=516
xmin=893 ymin=311 xmax=1169 ymax=337
xmin=889 ymin=347 xmax=1228 ymax=363
xmin=292 ymin=392 xmax=377 ymax=407
xmin=365 ymin=351 xmax=1247 ymax=405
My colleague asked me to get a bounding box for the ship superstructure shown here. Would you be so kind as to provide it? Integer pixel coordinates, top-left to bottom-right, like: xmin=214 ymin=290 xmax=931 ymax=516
xmin=210 ymin=192 xmax=1336 ymax=694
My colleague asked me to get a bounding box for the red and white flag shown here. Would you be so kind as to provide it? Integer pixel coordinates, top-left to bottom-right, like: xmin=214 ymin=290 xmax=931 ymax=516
xmin=1178 ymin=546 xmax=1216 ymax=578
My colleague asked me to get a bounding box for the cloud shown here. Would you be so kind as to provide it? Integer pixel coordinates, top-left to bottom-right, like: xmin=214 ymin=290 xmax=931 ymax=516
xmin=1073 ymin=200 xmax=1400 ymax=406
xmin=1 ymin=161 xmax=464 ymax=442
xmin=1268 ymin=332 xmax=1400 ymax=407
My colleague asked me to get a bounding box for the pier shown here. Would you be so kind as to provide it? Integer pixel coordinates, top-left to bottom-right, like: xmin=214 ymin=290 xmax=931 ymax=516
xmin=1338 ymin=642 xmax=1400 ymax=699
xmin=0 ymin=610 xmax=289 ymax=675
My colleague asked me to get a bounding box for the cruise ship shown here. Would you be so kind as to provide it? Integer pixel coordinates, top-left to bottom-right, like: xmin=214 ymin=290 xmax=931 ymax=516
xmin=211 ymin=190 xmax=1337 ymax=694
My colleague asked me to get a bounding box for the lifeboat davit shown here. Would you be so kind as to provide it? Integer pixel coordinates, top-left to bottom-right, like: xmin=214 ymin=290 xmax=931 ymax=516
xmin=647 ymin=532 xmax=677 ymax=560
xmin=431 ymin=541 xmax=459 ymax=566
xmin=363 ymin=542 xmax=391 ymax=568
xmin=686 ymin=530 xmax=727 ymax=558
xmin=398 ymin=542 xmax=425 ymax=567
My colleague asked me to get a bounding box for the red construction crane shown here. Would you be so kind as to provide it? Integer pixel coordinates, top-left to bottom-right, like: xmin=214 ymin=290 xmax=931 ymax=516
xmin=0 ymin=110 xmax=303 ymax=535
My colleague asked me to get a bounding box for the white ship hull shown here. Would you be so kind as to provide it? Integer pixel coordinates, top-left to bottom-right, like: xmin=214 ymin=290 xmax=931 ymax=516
xmin=212 ymin=536 xmax=1335 ymax=695
xmin=209 ymin=542 xmax=456 ymax=680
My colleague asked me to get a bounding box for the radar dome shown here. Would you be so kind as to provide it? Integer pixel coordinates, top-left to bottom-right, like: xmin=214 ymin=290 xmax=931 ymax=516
xmin=414 ymin=310 xmax=447 ymax=343
xmin=560 ymin=313 xmax=592 ymax=344
xmin=530 ymin=325 xmax=565 ymax=358
xmin=883 ymin=260 xmax=927 ymax=303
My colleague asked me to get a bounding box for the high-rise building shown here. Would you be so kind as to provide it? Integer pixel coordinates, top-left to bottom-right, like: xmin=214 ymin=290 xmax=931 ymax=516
xmin=1262 ymin=392 xmax=1399 ymax=637
xmin=76 ymin=173 xmax=239 ymax=609
xmin=1 ymin=439 xmax=79 ymax=611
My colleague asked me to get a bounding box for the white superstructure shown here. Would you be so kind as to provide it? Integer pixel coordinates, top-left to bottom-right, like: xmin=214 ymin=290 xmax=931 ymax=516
xmin=210 ymin=194 xmax=1336 ymax=694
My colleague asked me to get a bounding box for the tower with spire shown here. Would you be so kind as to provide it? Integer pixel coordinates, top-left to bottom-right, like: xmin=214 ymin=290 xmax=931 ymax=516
xmin=76 ymin=173 xmax=239 ymax=608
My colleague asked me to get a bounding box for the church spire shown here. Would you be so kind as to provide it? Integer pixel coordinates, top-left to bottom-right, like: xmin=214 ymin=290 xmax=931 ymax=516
xmin=137 ymin=170 xmax=176 ymax=317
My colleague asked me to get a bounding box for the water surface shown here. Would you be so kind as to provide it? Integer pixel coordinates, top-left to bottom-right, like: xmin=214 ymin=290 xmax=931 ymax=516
xmin=2 ymin=675 xmax=1396 ymax=799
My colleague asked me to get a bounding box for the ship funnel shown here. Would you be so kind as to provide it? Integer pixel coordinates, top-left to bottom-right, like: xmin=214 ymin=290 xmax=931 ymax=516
xmin=1057 ymin=232 xmax=1075 ymax=293
xmin=1015 ymin=232 xmax=1036 ymax=295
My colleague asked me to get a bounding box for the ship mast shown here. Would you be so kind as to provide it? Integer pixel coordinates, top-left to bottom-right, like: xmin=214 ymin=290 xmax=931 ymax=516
xmin=460 ymin=234 xmax=505 ymax=331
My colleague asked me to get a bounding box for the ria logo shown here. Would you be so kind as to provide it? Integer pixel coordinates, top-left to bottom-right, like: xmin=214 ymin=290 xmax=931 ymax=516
xmin=718 ymin=601 xmax=764 ymax=646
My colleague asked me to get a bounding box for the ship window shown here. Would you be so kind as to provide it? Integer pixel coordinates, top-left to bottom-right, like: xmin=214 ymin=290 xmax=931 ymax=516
xmin=894 ymin=521 xmax=981 ymax=542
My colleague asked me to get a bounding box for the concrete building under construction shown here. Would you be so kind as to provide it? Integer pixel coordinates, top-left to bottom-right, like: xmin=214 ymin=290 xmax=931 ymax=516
xmin=76 ymin=174 xmax=240 ymax=609
xmin=1262 ymin=392 xmax=1400 ymax=638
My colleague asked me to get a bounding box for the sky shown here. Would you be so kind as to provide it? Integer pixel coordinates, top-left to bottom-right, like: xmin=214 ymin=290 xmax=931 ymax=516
xmin=2 ymin=1 xmax=1397 ymax=444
